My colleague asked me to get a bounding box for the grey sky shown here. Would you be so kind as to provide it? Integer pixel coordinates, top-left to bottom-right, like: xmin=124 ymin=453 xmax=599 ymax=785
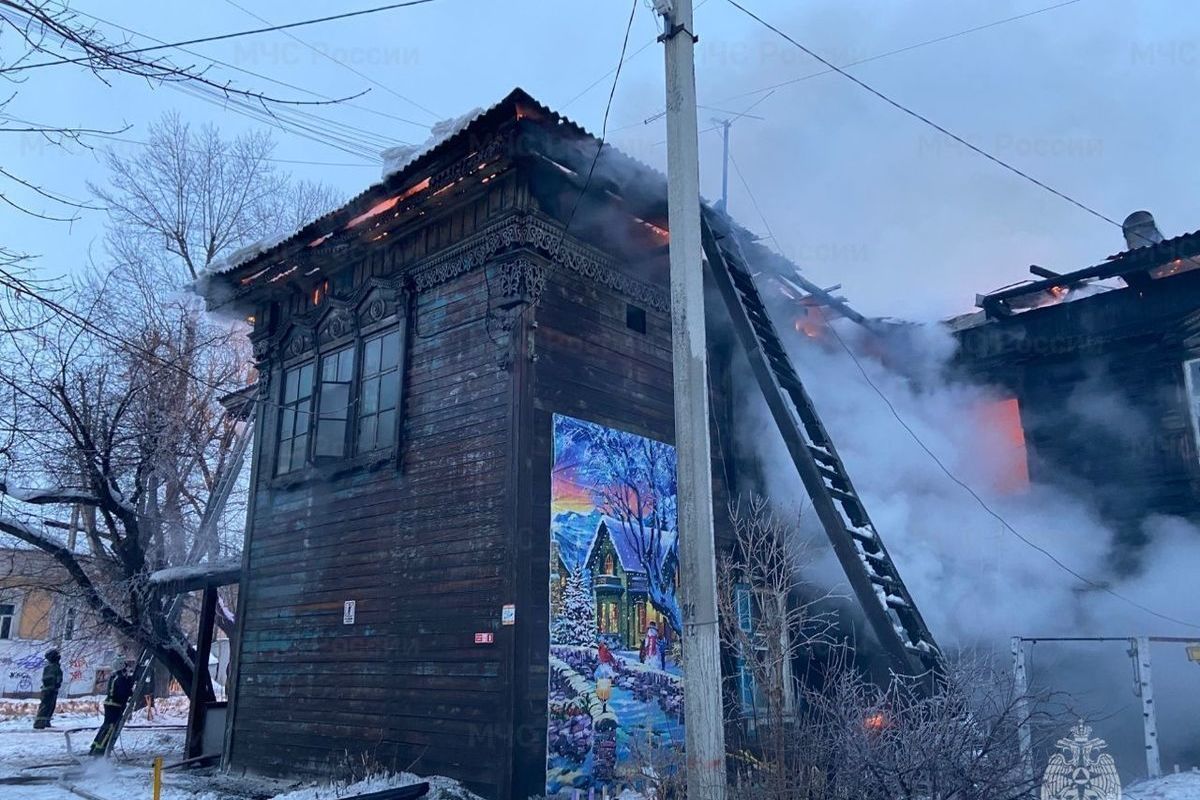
xmin=7 ymin=0 xmax=1199 ymax=319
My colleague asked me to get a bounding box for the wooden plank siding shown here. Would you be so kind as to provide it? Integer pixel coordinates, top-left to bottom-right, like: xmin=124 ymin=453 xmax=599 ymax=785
xmin=228 ymin=262 xmax=516 ymax=798
xmin=220 ymin=96 xmax=744 ymax=798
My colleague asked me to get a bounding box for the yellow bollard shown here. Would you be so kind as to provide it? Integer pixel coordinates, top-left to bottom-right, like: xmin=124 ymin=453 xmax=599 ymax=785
xmin=152 ymin=756 xmax=163 ymax=800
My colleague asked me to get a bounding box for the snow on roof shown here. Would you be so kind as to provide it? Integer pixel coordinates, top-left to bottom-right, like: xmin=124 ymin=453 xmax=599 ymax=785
xmin=589 ymin=515 xmax=677 ymax=576
xmin=148 ymin=561 xmax=241 ymax=590
xmin=204 ymin=229 xmax=293 ymax=278
xmin=380 ymin=106 xmax=484 ymax=181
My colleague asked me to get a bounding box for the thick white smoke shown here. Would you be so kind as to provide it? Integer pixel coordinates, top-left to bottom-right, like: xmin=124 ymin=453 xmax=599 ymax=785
xmin=740 ymin=316 xmax=1200 ymax=644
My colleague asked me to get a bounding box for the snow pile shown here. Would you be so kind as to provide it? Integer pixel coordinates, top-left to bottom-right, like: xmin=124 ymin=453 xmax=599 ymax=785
xmin=380 ymin=107 xmax=483 ymax=181
xmin=1125 ymin=772 xmax=1200 ymax=799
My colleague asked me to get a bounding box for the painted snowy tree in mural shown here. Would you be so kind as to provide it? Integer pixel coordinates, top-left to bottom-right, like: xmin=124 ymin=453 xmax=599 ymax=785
xmin=553 ymin=568 xmax=597 ymax=647
xmin=553 ymin=415 xmax=681 ymax=634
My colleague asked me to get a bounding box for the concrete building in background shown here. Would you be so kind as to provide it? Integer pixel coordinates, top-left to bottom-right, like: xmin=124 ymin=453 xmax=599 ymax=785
xmin=0 ymin=546 xmax=121 ymax=698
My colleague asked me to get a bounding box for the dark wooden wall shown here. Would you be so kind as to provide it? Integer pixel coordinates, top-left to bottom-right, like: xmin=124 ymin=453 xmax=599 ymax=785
xmin=229 ymin=263 xmax=516 ymax=798
xmin=955 ymin=271 xmax=1200 ymax=545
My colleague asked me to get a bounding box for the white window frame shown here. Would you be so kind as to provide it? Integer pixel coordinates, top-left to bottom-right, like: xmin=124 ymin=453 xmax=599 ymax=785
xmin=1184 ymin=358 xmax=1200 ymax=464
xmin=0 ymin=602 xmax=15 ymax=640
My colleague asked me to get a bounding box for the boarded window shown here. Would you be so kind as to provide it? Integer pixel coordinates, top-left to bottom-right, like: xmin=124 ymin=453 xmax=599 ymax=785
xmin=357 ymin=328 xmax=402 ymax=454
xmin=18 ymin=590 xmax=51 ymax=640
xmin=315 ymin=346 xmax=354 ymax=458
xmin=276 ymin=361 xmax=315 ymax=474
xmin=0 ymin=604 xmax=12 ymax=640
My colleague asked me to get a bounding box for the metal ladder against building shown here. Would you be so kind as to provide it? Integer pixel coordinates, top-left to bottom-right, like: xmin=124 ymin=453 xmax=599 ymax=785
xmin=103 ymin=419 xmax=254 ymax=755
xmin=700 ymin=209 xmax=944 ymax=681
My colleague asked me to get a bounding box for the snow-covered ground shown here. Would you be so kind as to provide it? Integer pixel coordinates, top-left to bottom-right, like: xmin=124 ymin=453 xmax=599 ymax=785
xmin=1125 ymin=772 xmax=1200 ymax=800
xmin=0 ymin=698 xmax=477 ymax=800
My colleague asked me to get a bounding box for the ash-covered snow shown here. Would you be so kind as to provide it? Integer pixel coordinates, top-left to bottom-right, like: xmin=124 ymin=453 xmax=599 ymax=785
xmin=380 ymin=108 xmax=483 ymax=181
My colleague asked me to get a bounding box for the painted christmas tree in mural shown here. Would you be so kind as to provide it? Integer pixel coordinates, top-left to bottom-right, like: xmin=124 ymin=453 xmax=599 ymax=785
xmin=553 ymin=568 xmax=597 ymax=646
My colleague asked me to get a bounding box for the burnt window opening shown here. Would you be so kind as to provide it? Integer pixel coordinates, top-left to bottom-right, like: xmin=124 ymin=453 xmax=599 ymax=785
xmin=276 ymin=361 xmax=315 ymax=475
xmin=315 ymin=346 xmax=355 ymax=459
xmin=976 ymin=396 xmax=1030 ymax=493
xmin=626 ymin=303 xmax=647 ymax=334
xmin=358 ymin=328 xmax=402 ymax=454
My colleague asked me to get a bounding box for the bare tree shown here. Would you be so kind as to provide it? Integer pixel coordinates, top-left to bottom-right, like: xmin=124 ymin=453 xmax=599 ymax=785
xmin=0 ymin=115 xmax=340 ymax=691
xmin=0 ymin=0 xmax=353 ymax=238
xmin=719 ymin=496 xmax=1067 ymax=800
xmin=718 ymin=495 xmax=837 ymax=800
xmin=91 ymin=114 xmax=340 ymax=281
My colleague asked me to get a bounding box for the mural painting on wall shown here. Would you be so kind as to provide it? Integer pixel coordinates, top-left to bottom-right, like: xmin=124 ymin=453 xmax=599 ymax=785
xmin=546 ymin=413 xmax=685 ymax=798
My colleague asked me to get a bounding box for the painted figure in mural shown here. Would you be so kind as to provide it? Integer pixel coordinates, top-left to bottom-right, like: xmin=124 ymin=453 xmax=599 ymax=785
xmin=639 ymin=621 xmax=659 ymax=664
xmin=89 ymin=658 xmax=135 ymax=755
xmin=597 ymin=640 xmax=618 ymax=670
xmin=32 ymin=649 xmax=63 ymax=729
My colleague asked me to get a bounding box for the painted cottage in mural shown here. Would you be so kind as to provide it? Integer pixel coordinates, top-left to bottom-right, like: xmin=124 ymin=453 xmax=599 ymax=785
xmin=199 ymin=89 xmax=748 ymax=800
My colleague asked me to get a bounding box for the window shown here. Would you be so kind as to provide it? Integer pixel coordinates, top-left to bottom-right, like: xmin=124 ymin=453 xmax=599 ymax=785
xmin=357 ymin=329 xmax=401 ymax=454
xmin=0 ymin=604 xmax=13 ymax=640
xmin=1185 ymin=359 xmax=1200 ymax=462
xmin=315 ymin=347 xmax=354 ymax=458
xmin=603 ymin=554 xmax=615 ymax=575
xmin=626 ymin=303 xmax=647 ymax=334
xmin=276 ymin=361 xmax=315 ymax=474
xmin=63 ymin=606 xmax=76 ymax=641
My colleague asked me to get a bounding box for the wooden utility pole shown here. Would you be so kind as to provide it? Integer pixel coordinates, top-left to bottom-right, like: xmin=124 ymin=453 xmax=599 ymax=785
xmin=656 ymin=0 xmax=727 ymax=797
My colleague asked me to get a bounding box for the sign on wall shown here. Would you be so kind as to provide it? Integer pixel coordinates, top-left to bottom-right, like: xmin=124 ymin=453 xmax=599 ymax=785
xmin=546 ymin=414 xmax=685 ymax=798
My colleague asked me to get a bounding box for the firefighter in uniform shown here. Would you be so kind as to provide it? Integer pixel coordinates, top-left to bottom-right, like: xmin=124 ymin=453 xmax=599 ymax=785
xmin=90 ymin=658 xmax=135 ymax=755
xmin=32 ymin=649 xmax=63 ymax=729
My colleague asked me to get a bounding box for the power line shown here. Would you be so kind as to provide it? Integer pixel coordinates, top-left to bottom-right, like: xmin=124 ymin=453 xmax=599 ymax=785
xmin=723 ymin=0 xmax=1128 ymax=236
xmin=58 ymin=2 xmax=430 ymax=134
xmin=5 ymin=5 xmax=403 ymax=162
xmin=611 ymin=0 xmax=1085 ymax=134
xmin=219 ymin=0 xmax=441 ymax=121
xmin=559 ymin=0 xmax=713 ymax=111
xmin=713 ymin=0 xmax=1085 ymax=106
xmin=824 ymin=319 xmax=1200 ymax=632
xmin=725 ymin=159 xmax=1200 ymax=632
xmin=1 ymin=0 xmax=441 ymax=74
xmin=561 ymin=0 xmax=639 ymax=237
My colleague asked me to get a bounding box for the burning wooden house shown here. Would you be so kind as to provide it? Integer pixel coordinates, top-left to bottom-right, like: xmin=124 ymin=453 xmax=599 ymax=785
xmin=952 ymin=213 xmax=1200 ymax=532
xmin=199 ymin=89 xmax=939 ymax=799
